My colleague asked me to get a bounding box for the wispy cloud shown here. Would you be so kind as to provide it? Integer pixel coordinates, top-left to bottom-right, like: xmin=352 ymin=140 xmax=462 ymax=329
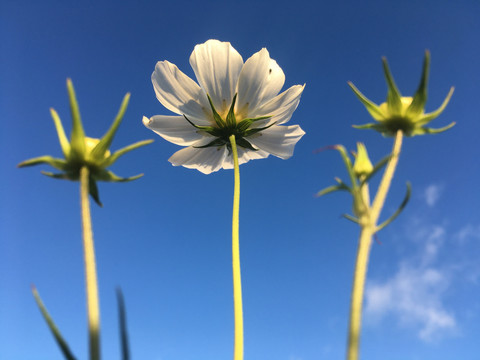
xmin=365 ymin=223 xmax=457 ymax=341
xmin=424 ymin=184 xmax=443 ymax=207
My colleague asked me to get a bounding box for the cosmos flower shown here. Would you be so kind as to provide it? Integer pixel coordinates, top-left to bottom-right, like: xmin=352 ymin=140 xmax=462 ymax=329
xmin=143 ymin=39 xmax=305 ymax=174
xmin=348 ymin=51 xmax=455 ymax=137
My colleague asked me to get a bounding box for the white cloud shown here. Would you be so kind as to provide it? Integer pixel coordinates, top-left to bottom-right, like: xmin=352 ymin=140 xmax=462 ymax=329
xmin=424 ymin=184 xmax=442 ymax=207
xmin=366 ymin=264 xmax=456 ymax=341
xmin=365 ymin=224 xmax=457 ymax=341
xmin=454 ymin=224 xmax=480 ymax=244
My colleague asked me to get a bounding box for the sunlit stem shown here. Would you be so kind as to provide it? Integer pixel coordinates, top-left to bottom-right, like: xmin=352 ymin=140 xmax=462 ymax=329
xmin=370 ymin=130 xmax=404 ymax=224
xmin=229 ymin=135 xmax=244 ymax=360
xmin=80 ymin=166 xmax=101 ymax=360
xmin=346 ymin=130 xmax=403 ymax=360
xmin=346 ymin=224 xmax=373 ymax=360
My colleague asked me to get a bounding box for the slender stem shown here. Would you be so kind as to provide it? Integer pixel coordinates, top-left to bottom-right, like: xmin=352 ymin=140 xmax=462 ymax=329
xmin=370 ymin=130 xmax=404 ymax=225
xmin=346 ymin=225 xmax=373 ymax=360
xmin=229 ymin=135 xmax=244 ymax=360
xmin=80 ymin=166 xmax=101 ymax=360
xmin=346 ymin=130 xmax=404 ymax=360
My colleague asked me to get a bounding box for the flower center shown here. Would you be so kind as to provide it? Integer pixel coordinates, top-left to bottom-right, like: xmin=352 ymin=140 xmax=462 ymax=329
xmin=184 ymin=94 xmax=273 ymax=151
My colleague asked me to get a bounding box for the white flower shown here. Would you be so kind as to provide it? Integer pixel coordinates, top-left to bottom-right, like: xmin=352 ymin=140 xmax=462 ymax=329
xmin=143 ymin=39 xmax=305 ymax=174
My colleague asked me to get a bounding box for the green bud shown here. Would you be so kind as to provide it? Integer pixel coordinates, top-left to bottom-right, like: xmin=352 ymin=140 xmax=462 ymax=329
xmin=352 ymin=143 xmax=373 ymax=178
xmin=349 ymin=51 xmax=455 ymax=137
xmin=18 ymin=79 xmax=153 ymax=205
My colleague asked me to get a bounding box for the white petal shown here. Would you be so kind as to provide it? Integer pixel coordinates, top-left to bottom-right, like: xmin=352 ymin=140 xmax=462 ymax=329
xmin=152 ymin=61 xmax=211 ymax=125
xmin=250 ymin=84 xmax=305 ymax=126
xmin=142 ymin=116 xmax=204 ymax=146
xmin=247 ymin=125 xmax=305 ymax=159
xmin=190 ymin=40 xmax=244 ymax=115
xmin=222 ymin=147 xmax=270 ymax=169
xmin=168 ymin=144 xmax=228 ymax=174
xmin=236 ymin=48 xmax=285 ymax=114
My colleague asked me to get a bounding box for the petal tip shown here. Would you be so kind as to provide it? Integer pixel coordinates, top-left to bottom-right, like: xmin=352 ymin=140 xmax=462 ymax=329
xmin=142 ymin=116 xmax=152 ymax=127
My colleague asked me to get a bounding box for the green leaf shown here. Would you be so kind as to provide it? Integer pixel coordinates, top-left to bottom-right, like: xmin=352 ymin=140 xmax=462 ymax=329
xmin=406 ymin=51 xmax=430 ymax=117
xmin=116 ymin=289 xmax=130 ymax=360
xmin=225 ymin=94 xmax=237 ymax=128
xmin=360 ymin=154 xmax=392 ymax=186
xmin=417 ymin=87 xmax=455 ymax=125
xmin=333 ymin=145 xmax=357 ymax=189
xmin=316 ymin=183 xmax=351 ymax=197
xmin=382 ymin=57 xmax=403 ymax=114
xmin=375 ymin=182 xmax=411 ymax=233
xmin=66 ymin=79 xmax=86 ymax=161
xmin=50 ymin=108 xmax=71 ymax=157
xmin=342 ymin=213 xmax=360 ymax=224
xmin=95 ymin=169 xmax=144 ymax=182
xmin=89 ymin=176 xmax=102 ymax=207
xmin=101 ymin=139 xmax=154 ymax=168
xmin=91 ymin=93 xmax=131 ymax=161
xmin=32 ymin=286 xmax=78 ymax=360
xmin=207 ymin=94 xmax=226 ymax=128
xmin=348 ymin=82 xmax=385 ymax=121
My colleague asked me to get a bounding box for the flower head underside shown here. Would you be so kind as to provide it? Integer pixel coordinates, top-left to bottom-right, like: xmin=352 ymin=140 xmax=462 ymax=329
xmin=143 ymin=39 xmax=305 ymax=174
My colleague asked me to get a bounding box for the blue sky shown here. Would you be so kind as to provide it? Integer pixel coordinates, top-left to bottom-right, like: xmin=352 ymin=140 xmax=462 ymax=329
xmin=1 ymin=0 xmax=480 ymax=359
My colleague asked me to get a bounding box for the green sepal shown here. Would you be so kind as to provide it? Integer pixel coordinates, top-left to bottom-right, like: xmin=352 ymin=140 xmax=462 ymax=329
xmin=50 ymin=108 xmax=71 ymax=158
xmin=91 ymin=93 xmax=131 ymax=161
xmin=236 ymin=115 xmax=272 ymax=133
xmin=194 ymin=138 xmax=228 ymax=149
xmin=225 ymin=94 xmax=237 ymax=128
xmin=66 ymin=79 xmax=86 ymax=162
xmin=95 ymin=169 xmax=143 ymax=182
xmin=406 ymin=51 xmax=430 ymax=117
xmin=40 ymin=171 xmax=72 ymax=179
xmin=183 ymin=115 xmax=221 ymax=137
xmin=348 ymin=82 xmax=385 ymax=121
xmin=116 ymin=288 xmax=130 ymax=360
xmin=417 ymin=87 xmax=455 ymax=125
xmin=411 ymin=122 xmax=456 ymax=136
xmin=375 ymin=182 xmax=411 ymax=233
xmin=342 ymin=213 xmax=360 ymax=224
xmin=382 ymin=57 xmax=403 ymax=114
xmin=89 ymin=177 xmax=102 ymax=207
xmin=101 ymin=139 xmax=154 ymax=168
xmin=236 ymin=137 xmax=257 ymax=151
xmin=244 ymin=121 xmax=277 ymax=137
xmin=207 ymin=94 xmax=226 ymax=128
xmin=18 ymin=156 xmax=68 ymax=171
xmin=32 ymin=286 xmax=78 ymax=360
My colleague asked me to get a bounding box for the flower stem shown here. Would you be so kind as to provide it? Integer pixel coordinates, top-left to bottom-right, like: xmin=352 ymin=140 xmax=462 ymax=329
xmin=346 ymin=225 xmax=373 ymax=360
xmin=370 ymin=130 xmax=404 ymax=225
xmin=80 ymin=166 xmax=101 ymax=360
xmin=346 ymin=130 xmax=404 ymax=360
xmin=229 ymin=135 xmax=244 ymax=360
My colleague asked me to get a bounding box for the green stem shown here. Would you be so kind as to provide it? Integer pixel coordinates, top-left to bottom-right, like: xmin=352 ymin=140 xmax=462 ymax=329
xmin=80 ymin=166 xmax=101 ymax=360
xmin=346 ymin=130 xmax=404 ymax=360
xmin=229 ymin=135 xmax=244 ymax=360
xmin=370 ymin=130 xmax=404 ymax=225
xmin=346 ymin=225 xmax=373 ymax=360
